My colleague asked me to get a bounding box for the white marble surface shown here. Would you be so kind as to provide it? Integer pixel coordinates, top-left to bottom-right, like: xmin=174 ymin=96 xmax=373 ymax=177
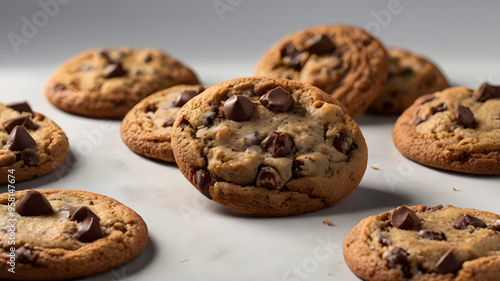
xmin=1 ymin=1 xmax=500 ymax=280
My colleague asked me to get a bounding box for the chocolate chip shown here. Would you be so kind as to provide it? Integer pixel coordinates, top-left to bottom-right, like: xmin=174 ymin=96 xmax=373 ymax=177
xmin=6 ymin=126 xmax=36 ymax=151
xmin=281 ymin=44 xmax=304 ymax=70
xmin=15 ymin=247 xmax=38 ymax=264
xmin=193 ymin=169 xmax=212 ymax=199
xmin=424 ymin=205 xmax=443 ymax=213
xmin=435 ymin=249 xmax=461 ymax=274
xmin=256 ymin=166 xmax=281 ymax=189
xmin=304 ymin=34 xmax=335 ymax=55
xmin=61 ymin=206 xmax=99 ymax=223
xmin=475 ymin=82 xmax=500 ymax=101
xmin=21 ymin=148 xmax=40 ymax=166
xmin=223 ymin=95 xmax=254 ymax=122
xmin=385 ymin=247 xmax=411 ymax=278
xmin=418 ymin=230 xmax=446 ymax=241
xmin=259 ymin=87 xmax=295 ymax=112
xmin=51 ymin=83 xmax=66 ymax=92
xmin=99 ymin=51 xmax=113 ymax=64
xmin=379 ymin=235 xmax=392 ymax=246
xmin=103 ymin=63 xmax=126 ymax=78
xmin=6 ymin=101 xmax=33 ymax=115
xmin=2 ymin=116 xmax=39 ymax=134
xmin=261 ymin=131 xmax=294 ymax=157
xmin=487 ymin=223 xmax=500 ymax=232
xmin=292 ymin=159 xmax=304 ymax=178
xmin=452 ymin=214 xmax=487 ymax=229
xmin=75 ymin=217 xmax=103 ymax=242
xmin=173 ymin=90 xmax=198 ymax=107
xmin=144 ymin=54 xmax=152 ymax=63
xmin=390 ymin=205 xmax=421 ymax=230
xmin=454 ymin=105 xmax=476 ymax=128
xmin=413 ymin=116 xmax=428 ymax=126
xmin=400 ymin=67 xmax=413 ymax=76
xmin=333 ymin=131 xmax=350 ymax=153
xmin=146 ymin=103 xmax=157 ymax=113
xmin=164 ymin=119 xmax=175 ymax=127
xmin=431 ymin=103 xmax=447 ymax=114
xmin=15 ymin=190 xmax=53 ymax=216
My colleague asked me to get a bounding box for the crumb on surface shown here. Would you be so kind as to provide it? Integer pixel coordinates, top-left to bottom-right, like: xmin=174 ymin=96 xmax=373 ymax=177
xmin=369 ymin=164 xmax=378 ymax=170
xmin=323 ymin=218 xmax=333 ymax=226
xmin=452 ymin=187 xmax=457 ymax=191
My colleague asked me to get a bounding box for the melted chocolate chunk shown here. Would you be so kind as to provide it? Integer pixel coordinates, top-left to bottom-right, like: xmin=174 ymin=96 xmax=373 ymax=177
xmin=2 ymin=116 xmax=39 ymax=134
xmin=424 ymin=205 xmax=443 ymax=213
xmin=390 ymin=205 xmax=421 ymax=230
xmin=15 ymin=247 xmax=38 ymax=264
xmin=304 ymin=34 xmax=335 ymax=55
xmin=418 ymin=230 xmax=446 ymax=241
xmin=144 ymin=53 xmax=153 ymax=63
xmin=256 ymin=166 xmax=281 ymax=189
xmin=223 ymin=95 xmax=254 ymax=122
xmin=454 ymin=105 xmax=476 ymax=128
xmin=21 ymin=148 xmax=40 ymax=166
xmin=431 ymin=103 xmax=447 ymax=114
xmin=487 ymin=223 xmax=500 ymax=232
xmin=385 ymin=247 xmax=411 ymax=278
xmin=99 ymin=51 xmax=113 ymax=64
xmin=75 ymin=217 xmax=103 ymax=243
xmin=15 ymin=190 xmax=53 ymax=216
xmin=434 ymin=249 xmax=461 ymax=274
xmin=61 ymin=206 xmax=100 ymax=223
xmin=260 ymin=131 xmax=294 ymax=157
xmin=452 ymin=214 xmax=487 ymax=229
xmin=333 ymin=131 xmax=350 ymax=153
xmin=413 ymin=115 xmax=428 ymax=126
xmin=146 ymin=103 xmax=157 ymax=113
xmin=193 ymin=169 xmax=212 ymax=199
xmin=379 ymin=235 xmax=392 ymax=246
xmin=6 ymin=101 xmax=33 ymax=115
xmin=259 ymin=87 xmax=295 ymax=112
xmin=292 ymin=159 xmax=304 ymax=178
xmin=6 ymin=126 xmax=36 ymax=151
xmin=103 ymin=63 xmax=126 ymax=78
xmin=173 ymin=90 xmax=198 ymax=107
xmin=475 ymin=82 xmax=500 ymax=102
xmin=281 ymin=44 xmax=304 ymax=70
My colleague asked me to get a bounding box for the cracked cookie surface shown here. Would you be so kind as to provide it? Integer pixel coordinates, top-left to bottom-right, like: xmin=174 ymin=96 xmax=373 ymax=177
xmin=0 ymin=103 xmax=69 ymax=184
xmin=171 ymin=77 xmax=367 ymax=217
xmin=254 ymin=25 xmax=389 ymax=117
xmin=0 ymin=189 xmax=148 ymax=280
xmin=45 ymin=46 xmax=199 ymax=119
xmin=368 ymin=48 xmax=449 ymax=114
xmin=121 ymin=84 xmax=206 ymax=162
xmin=343 ymin=205 xmax=500 ymax=281
xmin=392 ymin=84 xmax=500 ymax=175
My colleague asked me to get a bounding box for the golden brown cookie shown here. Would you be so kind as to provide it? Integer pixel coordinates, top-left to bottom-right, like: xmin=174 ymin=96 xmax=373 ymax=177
xmin=368 ymin=48 xmax=449 ymax=114
xmin=45 ymin=46 xmax=199 ymax=119
xmin=120 ymin=84 xmax=206 ymax=162
xmin=0 ymin=189 xmax=148 ymax=280
xmin=343 ymin=205 xmax=500 ymax=281
xmin=1 ymin=102 xmax=69 ymax=184
xmin=254 ymin=25 xmax=389 ymax=117
xmin=171 ymin=77 xmax=367 ymax=217
xmin=392 ymin=83 xmax=500 ymax=175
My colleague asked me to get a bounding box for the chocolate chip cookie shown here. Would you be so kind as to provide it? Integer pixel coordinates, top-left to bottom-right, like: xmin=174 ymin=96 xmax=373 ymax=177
xmin=45 ymin=46 xmax=199 ymax=119
xmin=392 ymin=83 xmax=500 ymax=175
xmin=254 ymin=25 xmax=389 ymax=117
xmin=1 ymin=102 xmax=69 ymax=184
xmin=368 ymin=48 xmax=449 ymax=114
xmin=121 ymin=84 xmax=206 ymax=162
xmin=0 ymin=189 xmax=148 ymax=280
xmin=343 ymin=205 xmax=500 ymax=281
xmin=171 ymin=77 xmax=368 ymax=217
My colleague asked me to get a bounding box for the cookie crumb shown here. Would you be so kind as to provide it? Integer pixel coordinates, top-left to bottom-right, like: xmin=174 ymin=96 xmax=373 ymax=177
xmin=452 ymin=187 xmax=458 ymax=191
xmin=369 ymin=164 xmax=378 ymax=170
xmin=323 ymin=218 xmax=333 ymax=226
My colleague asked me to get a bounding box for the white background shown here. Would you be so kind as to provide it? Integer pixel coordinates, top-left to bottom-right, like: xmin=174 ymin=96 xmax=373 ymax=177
xmin=1 ymin=1 xmax=499 ymax=280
